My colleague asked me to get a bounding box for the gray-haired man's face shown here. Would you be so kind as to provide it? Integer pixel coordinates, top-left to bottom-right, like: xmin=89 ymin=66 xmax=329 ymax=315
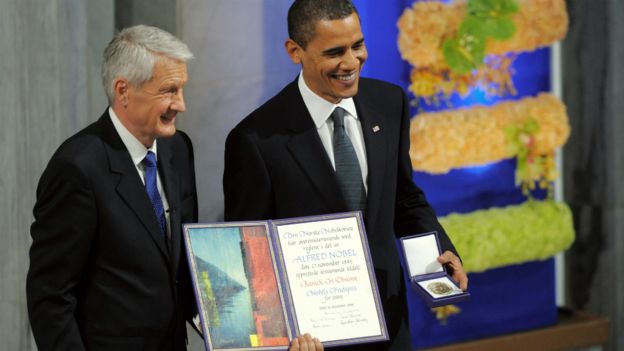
xmin=116 ymin=58 xmax=188 ymax=147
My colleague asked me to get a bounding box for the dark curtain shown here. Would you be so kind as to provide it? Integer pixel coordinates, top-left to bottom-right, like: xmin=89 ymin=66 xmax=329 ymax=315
xmin=563 ymin=1 xmax=624 ymax=350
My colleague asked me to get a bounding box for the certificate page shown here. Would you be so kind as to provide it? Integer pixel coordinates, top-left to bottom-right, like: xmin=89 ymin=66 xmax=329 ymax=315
xmin=273 ymin=214 xmax=385 ymax=344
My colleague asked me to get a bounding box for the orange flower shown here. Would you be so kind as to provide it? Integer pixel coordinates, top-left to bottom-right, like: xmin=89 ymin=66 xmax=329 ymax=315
xmin=409 ymin=93 xmax=570 ymax=173
xmin=397 ymin=0 xmax=568 ymax=68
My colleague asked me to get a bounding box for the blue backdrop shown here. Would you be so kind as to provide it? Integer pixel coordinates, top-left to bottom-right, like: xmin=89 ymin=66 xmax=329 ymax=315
xmin=353 ymin=0 xmax=557 ymax=348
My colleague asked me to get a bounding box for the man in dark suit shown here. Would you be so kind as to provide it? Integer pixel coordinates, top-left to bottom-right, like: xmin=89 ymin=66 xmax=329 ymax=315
xmin=27 ymin=25 xmax=198 ymax=351
xmin=223 ymin=1 xmax=468 ymax=350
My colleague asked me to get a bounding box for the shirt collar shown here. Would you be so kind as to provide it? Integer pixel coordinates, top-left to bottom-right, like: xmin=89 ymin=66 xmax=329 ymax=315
xmin=108 ymin=107 xmax=158 ymax=167
xmin=298 ymin=72 xmax=358 ymax=129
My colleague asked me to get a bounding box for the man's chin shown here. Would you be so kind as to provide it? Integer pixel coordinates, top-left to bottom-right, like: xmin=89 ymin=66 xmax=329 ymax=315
xmin=334 ymin=78 xmax=359 ymax=98
xmin=339 ymin=86 xmax=359 ymax=99
xmin=158 ymin=126 xmax=177 ymax=138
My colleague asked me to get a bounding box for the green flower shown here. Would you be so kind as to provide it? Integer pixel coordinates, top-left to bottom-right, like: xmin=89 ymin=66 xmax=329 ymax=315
xmin=443 ymin=25 xmax=486 ymax=74
xmin=443 ymin=0 xmax=519 ymax=73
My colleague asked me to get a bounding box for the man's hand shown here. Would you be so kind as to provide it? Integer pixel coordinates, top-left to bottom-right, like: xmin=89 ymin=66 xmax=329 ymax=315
xmin=289 ymin=333 xmax=323 ymax=351
xmin=437 ymin=251 xmax=468 ymax=291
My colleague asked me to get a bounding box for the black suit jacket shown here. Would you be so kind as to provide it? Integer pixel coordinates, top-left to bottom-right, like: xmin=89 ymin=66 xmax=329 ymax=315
xmin=224 ymin=78 xmax=458 ymax=351
xmin=27 ymin=111 xmax=198 ymax=351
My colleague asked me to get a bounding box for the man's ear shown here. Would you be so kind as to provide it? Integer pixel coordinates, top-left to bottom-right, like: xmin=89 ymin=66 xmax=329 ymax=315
xmin=113 ymin=78 xmax=130 ymax=107
xmin=285 ymin=39 xmax=303 ymax=65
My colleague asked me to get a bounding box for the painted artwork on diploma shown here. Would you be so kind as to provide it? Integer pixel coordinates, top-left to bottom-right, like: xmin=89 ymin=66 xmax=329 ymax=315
xmin=185 ymin=224 xmax=290 ymax=350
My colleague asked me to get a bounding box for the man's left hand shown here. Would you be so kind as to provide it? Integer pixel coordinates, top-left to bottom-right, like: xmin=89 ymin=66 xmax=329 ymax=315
xmin=437 ymin=251 xmax=468 ymax=291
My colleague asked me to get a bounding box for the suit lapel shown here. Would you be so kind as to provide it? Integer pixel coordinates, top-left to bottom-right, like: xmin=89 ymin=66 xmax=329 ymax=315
xmin=100 ymin=114 xmax=170 ymax=261
xmin=287 ymin=130 xmax=345 ymax=212
xmin=282 ymin=82 xmax=345 ymax=212
xmin=355 ymin=95 xmax=388 ymax=230
xmin=157 ymin=139 xmax=182 ymax=273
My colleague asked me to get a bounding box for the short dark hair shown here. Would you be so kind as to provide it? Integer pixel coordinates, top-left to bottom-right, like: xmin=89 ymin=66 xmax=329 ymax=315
xmin=288 ymin=0 xmax=359 ymax=48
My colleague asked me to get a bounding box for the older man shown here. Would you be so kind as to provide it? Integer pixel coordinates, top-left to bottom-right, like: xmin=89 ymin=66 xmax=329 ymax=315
xmin=27 ymin=25 xmax=198 ymax=351
xmin=224 ymin=1 xmax=468 ymax=350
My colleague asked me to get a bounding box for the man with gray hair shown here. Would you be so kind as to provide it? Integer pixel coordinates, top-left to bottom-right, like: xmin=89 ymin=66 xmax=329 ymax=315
xmin=27 ymin=25 xmax=198 ymax=351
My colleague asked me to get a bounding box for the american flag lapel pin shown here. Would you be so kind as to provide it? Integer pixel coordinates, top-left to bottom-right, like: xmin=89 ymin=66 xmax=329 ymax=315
xmin=372 ymin=125 xmax=381 ymax=133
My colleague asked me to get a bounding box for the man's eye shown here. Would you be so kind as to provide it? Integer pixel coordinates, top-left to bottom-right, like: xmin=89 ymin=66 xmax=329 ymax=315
xmin=353 ymin=42 xmax=364 ymax=50
xmin=324 ymin=49 xmax=344 ymax=57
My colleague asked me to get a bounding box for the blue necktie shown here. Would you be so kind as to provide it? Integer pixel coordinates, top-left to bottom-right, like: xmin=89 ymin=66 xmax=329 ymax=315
xmin=331 ymin=107 xmax=367 ymax=213
xmin=143 ymin=151 xmax=167 ymax=237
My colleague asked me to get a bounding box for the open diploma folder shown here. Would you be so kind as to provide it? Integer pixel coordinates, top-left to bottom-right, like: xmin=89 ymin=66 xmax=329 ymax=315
xmin=183 ymin=212 xmax=388 ymax=350
xmin=400 ymin=232 xmax=470 ymax=307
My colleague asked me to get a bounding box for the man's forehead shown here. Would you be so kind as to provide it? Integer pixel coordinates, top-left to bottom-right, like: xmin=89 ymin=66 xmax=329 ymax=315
xmin=139 ymin=59 xmax=187 ymax=89
xmin=309 ymin=14 xmax=363 ymax=44
xmin=154 ymin=56 xmax=186 ymax=69
xmin=152 ymin=59 xmax=187 ymax=76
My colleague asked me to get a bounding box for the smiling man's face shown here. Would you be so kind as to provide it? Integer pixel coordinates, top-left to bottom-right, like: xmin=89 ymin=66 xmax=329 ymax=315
xmin=117 ymin=57 xmax=188 ymax=147
xmin=287 ymin=12 xmax=367 ymax=103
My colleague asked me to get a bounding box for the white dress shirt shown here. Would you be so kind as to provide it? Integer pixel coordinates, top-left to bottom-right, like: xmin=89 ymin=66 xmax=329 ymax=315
xmin=298 ymin=73 xmax=369 ymax=192
xmin=109 ymin=107 xmax=171 ymax=235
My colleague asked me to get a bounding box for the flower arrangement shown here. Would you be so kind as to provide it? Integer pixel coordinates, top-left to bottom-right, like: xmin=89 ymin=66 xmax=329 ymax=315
xmin=397 ymin=0 xmax=568 ymax=100
xmin=432 ymin=305 xmax=461 ymax=323
xmin=439 ymin=200 xmax=575 ymax=273
xmin=442 ymin=0 xmax=519 ymax=74
xmin=408 ymin=55 xmax=516 ymax=101
xmin=409 ymin=93 xmax=570 ymax=174
xmin=504 ymin=118 xmax=558 ymax=197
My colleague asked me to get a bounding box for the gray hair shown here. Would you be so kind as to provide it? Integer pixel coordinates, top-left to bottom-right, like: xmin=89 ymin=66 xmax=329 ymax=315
xmin=101 ymin=25 xmax=194 ymax=104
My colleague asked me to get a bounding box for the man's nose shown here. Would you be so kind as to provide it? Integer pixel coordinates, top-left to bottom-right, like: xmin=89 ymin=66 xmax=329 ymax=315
xmin=173 ymin=90 xmax=186 ymax=112
xmin=340 ymin=50 xmax=359 ymax=70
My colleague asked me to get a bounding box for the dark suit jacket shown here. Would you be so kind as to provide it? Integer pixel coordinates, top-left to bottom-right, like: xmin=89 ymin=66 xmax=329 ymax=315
xmin=223 ymin=78 xmax=458 ymax=351
xmin=27 ymin=111 xmax=198 ymax=351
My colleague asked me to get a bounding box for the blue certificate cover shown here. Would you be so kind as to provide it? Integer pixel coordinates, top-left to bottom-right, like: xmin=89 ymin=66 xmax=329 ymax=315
xmin=183 ymin=212 xmax=388 ymax=351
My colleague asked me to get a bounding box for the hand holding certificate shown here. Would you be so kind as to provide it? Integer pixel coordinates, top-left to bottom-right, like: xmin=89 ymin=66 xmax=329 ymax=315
xmin=184 ymin=212 xmax=388 ymax=351
xmin=288 ymin=334 xmax=323 ymax=351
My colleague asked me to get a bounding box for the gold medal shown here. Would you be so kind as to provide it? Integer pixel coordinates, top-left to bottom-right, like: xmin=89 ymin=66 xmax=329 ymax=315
xmin=427 ymin=281 xmax=454 ymax=295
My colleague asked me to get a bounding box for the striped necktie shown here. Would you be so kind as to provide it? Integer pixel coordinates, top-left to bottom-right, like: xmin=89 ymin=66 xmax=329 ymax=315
xmin=331 ymin=107 xmax=367 ymax=214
